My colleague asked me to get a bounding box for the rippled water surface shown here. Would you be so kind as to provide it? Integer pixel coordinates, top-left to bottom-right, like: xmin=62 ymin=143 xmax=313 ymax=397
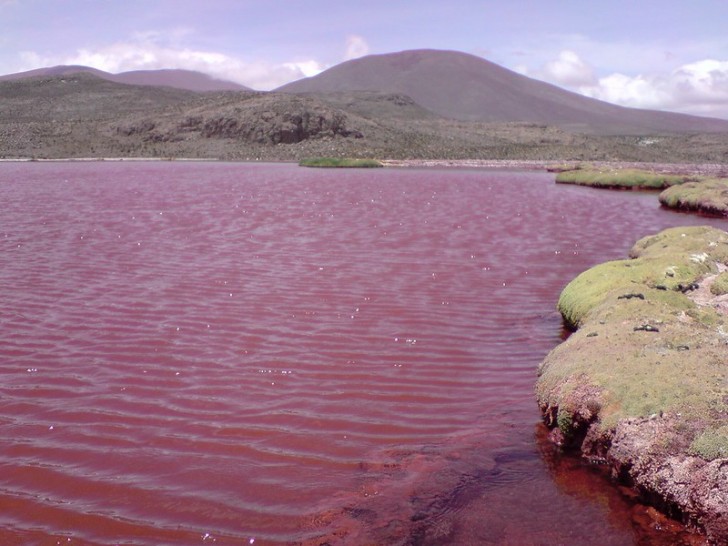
xmin=1 ymin=162 xmax=724 ymax=545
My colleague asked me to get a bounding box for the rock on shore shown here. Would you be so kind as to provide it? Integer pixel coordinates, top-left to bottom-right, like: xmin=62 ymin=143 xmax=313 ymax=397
xmin=536 ymin=226 xmax=728 ymax=543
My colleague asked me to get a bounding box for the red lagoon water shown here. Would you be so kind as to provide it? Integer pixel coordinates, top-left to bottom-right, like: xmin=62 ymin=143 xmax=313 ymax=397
xmin=0 ymin=162 xmax=723 ymax=545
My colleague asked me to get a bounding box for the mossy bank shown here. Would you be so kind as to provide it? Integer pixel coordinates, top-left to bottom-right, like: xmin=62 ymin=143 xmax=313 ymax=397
xmin=659 ymin=178 xmax=728 ymax=216
xmin=555 ymin=166 xmax=700 ymax=189
xmin=536 ymin=226 xmax=728 ymax=543
xmin=554 ymin=165 xmax=728 ymax=217
xmin=298 ymin=157 xmax=383 ymax=168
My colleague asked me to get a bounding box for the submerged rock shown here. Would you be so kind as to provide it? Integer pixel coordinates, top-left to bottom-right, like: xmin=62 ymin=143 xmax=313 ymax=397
xmin=536 ymin=225 xmax=728 ymax=543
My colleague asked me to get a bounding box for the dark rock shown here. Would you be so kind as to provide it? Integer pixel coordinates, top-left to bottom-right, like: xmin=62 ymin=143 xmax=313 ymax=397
xmin=678 ymin=282 xmax=700 ymax=293
xmin=618 ymin=293 xmax=645 ymax=300
xmin=198 ymin=102 xmax=361 ymax=144
xmin=634 ymin=324 xmax=660 ymax=332
xmin=116 ymin=120 xmax=156 ymax=136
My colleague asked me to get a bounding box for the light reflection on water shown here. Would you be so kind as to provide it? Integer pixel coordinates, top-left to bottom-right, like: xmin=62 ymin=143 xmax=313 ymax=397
xmin=0 ymin=162 xmax=722 ymax=545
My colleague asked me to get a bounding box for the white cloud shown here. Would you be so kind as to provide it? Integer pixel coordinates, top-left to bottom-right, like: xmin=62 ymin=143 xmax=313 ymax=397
xmin=578 ymin=59 xmax=728 ymax=118
xmin=542 ymin=50 xmax=597 ymax=87
xmin=578 ymin=73 xmax=673 ymax=110
xmin=344 ymin=35 xmax=369 ymax=61
xmin=529 ymin=50 xmax=728 ymax=119
xmin=15 ymin=31 xmax=375 ymax=89
xmin=517 ymin=49 xmax=595 ymax=86
xmin=283 ymin=60 xmax=326 ymax=78
xmin=672 ymin=59 xmax=728 ymax=103
xmin=18 ymin=34 xmax=321 ymax=90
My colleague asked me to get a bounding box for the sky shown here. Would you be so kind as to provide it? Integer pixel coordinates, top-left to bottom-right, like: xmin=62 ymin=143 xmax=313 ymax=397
xmin=2 ymin=0 xmax=728 ymax=118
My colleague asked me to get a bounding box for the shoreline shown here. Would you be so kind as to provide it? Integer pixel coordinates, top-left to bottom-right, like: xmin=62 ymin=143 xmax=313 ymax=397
xmin=381 ymin=159 xmax=728 ymax=177
xmin=536 ymin=226 xmax=728 ymax=543
xmin=2 ymin=156 xmax=728 ymax=175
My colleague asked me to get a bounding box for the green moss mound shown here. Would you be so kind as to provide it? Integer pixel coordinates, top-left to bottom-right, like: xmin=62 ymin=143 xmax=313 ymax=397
xmin=299 ymin=157 xmax=383 ymax=168
xmin=555 ymin=167 xmax=699 ymax=189
xmin=659 ymin=178 xmax=728 ymax=215
xmin=558 ymin=226 xmax=728 ymax=328
xmin=690 ymin=425 xmax=728 ymax=460
xmin=710 ymin=271 xmax=728 ymax=296
xmin=538 ymin=226 xmax=728 ymax=433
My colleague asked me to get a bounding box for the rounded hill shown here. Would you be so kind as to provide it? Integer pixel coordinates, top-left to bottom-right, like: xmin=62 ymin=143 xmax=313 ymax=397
xmin=277 ymin=49 xmax=728 ymax=135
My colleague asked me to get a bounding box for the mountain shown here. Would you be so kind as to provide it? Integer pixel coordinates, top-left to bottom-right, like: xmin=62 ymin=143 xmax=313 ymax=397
xmin=0 ymin=71 xmax=200 ymax=122
xmin=0 ymin=65 xmax=250 ymax=92
xmin=277 ymin=49 xmax=728 ymax=135
xmin=0 ymin=54 xmax=727 ymax=163
xmin=111 ymin=69 xmax=249 ymax=92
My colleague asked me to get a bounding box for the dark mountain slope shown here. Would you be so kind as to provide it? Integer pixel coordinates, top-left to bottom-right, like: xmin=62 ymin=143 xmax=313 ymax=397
xmin=277 ymin=49 xmax=728 ymax=135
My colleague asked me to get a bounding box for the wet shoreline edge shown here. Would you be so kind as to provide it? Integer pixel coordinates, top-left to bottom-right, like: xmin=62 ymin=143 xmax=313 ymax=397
xmin=536 ymin=225 xmax=728 ymax=544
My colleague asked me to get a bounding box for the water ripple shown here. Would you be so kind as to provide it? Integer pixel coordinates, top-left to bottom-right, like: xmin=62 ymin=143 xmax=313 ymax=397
xmin=0 ymin=162 xmax=723 ymax=544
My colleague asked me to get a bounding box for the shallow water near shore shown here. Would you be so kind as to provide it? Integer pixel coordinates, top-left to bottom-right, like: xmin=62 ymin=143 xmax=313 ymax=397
xmin=0 ymin=162 xmax=724 ymax=544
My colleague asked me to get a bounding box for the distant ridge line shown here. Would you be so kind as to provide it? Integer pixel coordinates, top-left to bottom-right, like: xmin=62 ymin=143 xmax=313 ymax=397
xmin=0 ymin=65 xmax=250 ymax=92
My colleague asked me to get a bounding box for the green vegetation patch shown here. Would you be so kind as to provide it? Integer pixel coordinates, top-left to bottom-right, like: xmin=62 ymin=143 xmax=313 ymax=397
xmin=555 ymin=167 xmax=700 ymax=189
xmin=537 ymin=226 xmax=728 ymax=436
xmin=690 ymin=425 xmax=728 ymax=461
xmin=539 ymin=297 xmax=727 ymax=429
xmin=299 ymin=157 xmax=383 ymax=168
xmin=659 ymin=178 xmax=728 ymax=215
xmin=558 ymin=226 xmax=728 ymax=328
xmin=710 ymin=271 xmax=728 ymax=296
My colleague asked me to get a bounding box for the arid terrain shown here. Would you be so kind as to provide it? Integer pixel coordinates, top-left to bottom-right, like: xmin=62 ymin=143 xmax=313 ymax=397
xmin=1 ymin=49 xmax=727 ymax=163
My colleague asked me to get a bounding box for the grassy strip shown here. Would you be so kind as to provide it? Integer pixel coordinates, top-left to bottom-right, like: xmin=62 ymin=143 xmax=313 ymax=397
xmin=299 ymin=157 xmax=383 ymax=168
xmin=557 ymin=226 xmax=728 ymax=328
xmin=710 ymin=272 xmax=728 ymax=296
xmin=659 ymin=178 xmax=728 ymax=215
xmin=555 ymin=166 xmax=700 ymax=189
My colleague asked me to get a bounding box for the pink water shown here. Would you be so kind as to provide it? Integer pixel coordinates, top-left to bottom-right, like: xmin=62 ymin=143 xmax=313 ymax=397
xmin=0 ymin=162 xmax=723 ymax=545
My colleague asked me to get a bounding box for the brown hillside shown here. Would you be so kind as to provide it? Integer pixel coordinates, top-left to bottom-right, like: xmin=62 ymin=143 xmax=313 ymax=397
xmin=1 ymin=67 xmax=727 ymax=163
xmin=277 ymin=49 xmax=728 ymax=135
